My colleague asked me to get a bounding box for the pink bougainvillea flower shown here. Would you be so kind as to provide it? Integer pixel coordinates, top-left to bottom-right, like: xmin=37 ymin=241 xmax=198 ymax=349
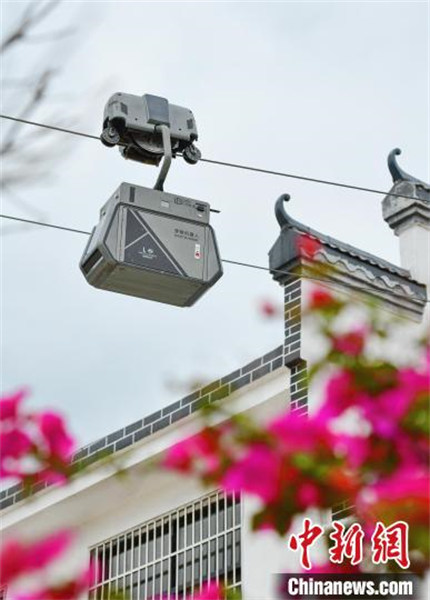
xmin=268 ymin=411 xmax=333 ymax=454
xmin=333 ymin=434 xmax=370 ymax=469
xmin=38 ymin=412 xmax=75 ymax=461
xmin=162 ymin=437 xmax=195 ymax=472
xmin=222 ymin=445 xmax=282 ymax=503
xmin=296 ymin=481 xmax=322 ymax=509
xmin=357 ymin=469 xmax=430 ymax=527
xmin=162 ymin=427 xmax=224 ymax=477
xmin=307 ymin=288 xmax=336 ymax=311
xmin=192 ymin=582 xmax=224 ymax=600
xmin=0 ymin=389 xmax=28 ymax=422
xmin=0 ymin=428 xmax=33 ymax=459
xmin=357 ymin=366 xmax=429 ymax=440
xmin=258 ymin=300 xmax=281 ymax=319
xmin=0 ymin=530 xmax=73 ymax=586
xmin=296 ymin=234 xmax=321 ymax=259
xmin=332 ymin=328 xmax=366 ymax=357
xmin=317 ymin=369 xmax=364 ymax=423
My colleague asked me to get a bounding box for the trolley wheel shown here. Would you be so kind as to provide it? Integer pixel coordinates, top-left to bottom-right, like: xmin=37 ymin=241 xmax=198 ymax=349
xmin=100 ymin=125 xmax=121 ymax=147
xmin=183 ymin=144 xmax=201 ymax=165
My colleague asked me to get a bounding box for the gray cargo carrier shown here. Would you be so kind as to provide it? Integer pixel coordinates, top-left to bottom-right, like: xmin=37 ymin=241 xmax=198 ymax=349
xmin=80 ymin=183 xmax=223 ymax=307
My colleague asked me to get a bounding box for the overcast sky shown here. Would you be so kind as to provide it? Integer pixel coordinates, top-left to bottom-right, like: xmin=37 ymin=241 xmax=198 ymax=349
xmin=1 ymin=0 xmax=428 ymax=448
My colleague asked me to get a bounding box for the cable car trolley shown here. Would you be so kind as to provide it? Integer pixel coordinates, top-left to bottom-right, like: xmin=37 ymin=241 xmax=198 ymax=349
xmin=80 ymin=93 xmax=223 ymax=306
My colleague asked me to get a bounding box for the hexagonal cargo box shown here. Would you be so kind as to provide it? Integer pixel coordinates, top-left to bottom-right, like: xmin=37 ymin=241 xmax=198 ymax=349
xmin=80 ymin=183 xmax=223 ymax=307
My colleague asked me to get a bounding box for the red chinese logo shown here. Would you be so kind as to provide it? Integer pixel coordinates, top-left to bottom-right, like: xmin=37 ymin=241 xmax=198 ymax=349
xmin=288 ymin=518 xmax=324 ymax=569
xmin=329 ymin=521 xmax=364 ymax=566
xmin=288 ymin=519 xmax=410 ymax=570
xmin=371 ymin=521 xmax=410 ymax=569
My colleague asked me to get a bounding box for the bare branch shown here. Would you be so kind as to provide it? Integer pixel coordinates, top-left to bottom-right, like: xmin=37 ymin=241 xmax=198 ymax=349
xmin=1 ymin=0 xmax=62 ymax=53
xmin=1 ymin=69 xmax=56 ymax=155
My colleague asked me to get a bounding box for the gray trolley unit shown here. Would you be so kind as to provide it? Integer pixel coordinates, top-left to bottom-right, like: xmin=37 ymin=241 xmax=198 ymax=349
xmin=80 ymin=183 xmax=223 ymax=307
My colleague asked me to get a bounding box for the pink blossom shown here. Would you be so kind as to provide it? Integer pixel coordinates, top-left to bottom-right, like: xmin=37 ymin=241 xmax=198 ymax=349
xmin=0 ymin=389 xmax=28 ymax=422
xmin=162 ymin=437 xmax=195 ymax=472
xmin=297 ymin=234 xmax=321 ymax=259
xmin=38 ymin=412 xmax=75 ymax=461
xmin=222 ymin=445 xmax=281 ymax=502
xmin=308 ymin=288 xmax=337 ymax=310
xmin=259 ymin=299 xmax=281 ymax=319
xmin=357 ymin=469 xmax=429 ymax=528
xmin=0 ymin=530 xmax=73 ymax=586
xmin=296 ymin=482 xmax=321 ymax=509
xmin=0 ymin=428 xmax=32 ymax=459
xmin=192 ymin=582 xmax=224 ymax=600
xmin=334 ymin=434 xmax=369 ymax=469
xmin=317 ymin=370 xmax=365 ymax=422
xmin=268 ymin=411 xmax=333 ymax=453
xmin=332 ymin=328 xmax=366 ymax=357
xmin=163 ymin=427 xmax=227 ymax=477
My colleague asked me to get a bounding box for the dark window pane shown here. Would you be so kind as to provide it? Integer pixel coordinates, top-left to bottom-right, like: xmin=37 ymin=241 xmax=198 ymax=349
xmin=210 ymin=540 xmax=216 ymax=579
xmin=202 ymin=542 xmax=209 ymax=582
xmin=227 ymin=496 xmax=233 ymax=530
xmin=210 ymin=502 xmax=217 ymax=537
xmin=132 ymin=572 xmax=138 ymax=600
xmin=194 ymin=505 xmax=201 ymax=543
xmin=125 ymin=574 xmax=131 ymax=597
xmin=133 ymin=533 xmax=139 ymax=568
xmin=227 ymin=532 xmax=233 ymax=580
xmin=170 ymin=555 xmax=177 ymax=592
xmin=202 ymin=503 xmax=209 ymax=539
xmin=178 ymin=552 xmax=185 ymax=594
xmin=171 ymin=516 xmax=177 ymax=553
xmin=110 ymin=542 xmax=117 ymax=578
xmin=218 ymin=535 xmax=225 ymax=579
xmin=235 ymin=495 xmax=241 ymax=525
xmin=148 ymin=527 xmax=154 ymax=563
xmin=218 ymin=499 xmax=225 ymax=533
xmin=155 ymin=523 xmax=162 ymax=559
xmin=235 ymin=530 xmax=241 ymax=567
xmin=178 ymin=512 xmax=185 ymax=550
xmin=118 ymin=537 xmax=125 ymax=575
xmin=194 ymin=546 xmax=200 ymax=586
xmin=140 ymin=529 xmax=147 ymax=566
xmin=140 ymin=568 xmax=146 ymax=599
xmin=147 ymin=565 xmax=154 ymax=599
xmin=154 ymin=562 xmax=161 ymax=596
xmin=103 ymin=544 xmax=110 ymax=580
xmin=126 ymin=534 xmax=132 ymax=571
xmin=186 ymin=549 xmax=192 ymax=590
xmin=186 ymin=510 xmax=193 ymax=547
xmin=162 ymin=559 xmax=169 ymax=595
xmin=234 ymin=530 xmax=240 ymax=584
xmin=163 ymin=520 xmax=170 ymax=556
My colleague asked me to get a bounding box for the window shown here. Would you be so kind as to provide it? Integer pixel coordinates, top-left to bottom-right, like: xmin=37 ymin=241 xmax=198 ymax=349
xmin=89 ymin=491 xmax=241 ymax=599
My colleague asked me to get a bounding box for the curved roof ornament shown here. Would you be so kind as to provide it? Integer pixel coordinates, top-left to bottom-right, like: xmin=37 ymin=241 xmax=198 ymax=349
xmin=388 ymin=148 xmax=422 ymax=184
xmin=275 ymin=193 xmax=304 ymax=230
